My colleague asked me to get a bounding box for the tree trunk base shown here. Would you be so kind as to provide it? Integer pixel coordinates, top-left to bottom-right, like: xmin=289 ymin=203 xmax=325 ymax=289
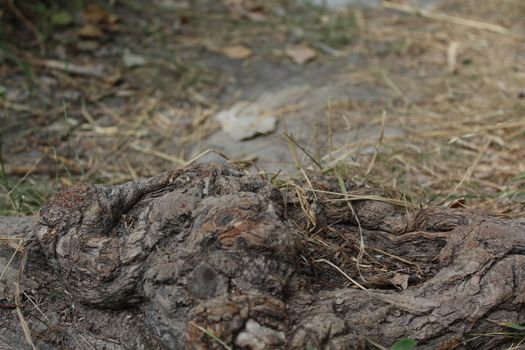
xmin=1 ymin=164 xmax=524 ymax=349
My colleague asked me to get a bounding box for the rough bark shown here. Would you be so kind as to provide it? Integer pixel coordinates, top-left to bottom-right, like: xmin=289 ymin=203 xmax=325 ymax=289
xmin=0 ymin=163 xmax=524 ymax=349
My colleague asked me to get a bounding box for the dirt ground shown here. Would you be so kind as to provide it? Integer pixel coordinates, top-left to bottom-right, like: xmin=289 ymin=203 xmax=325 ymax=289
xmin=1 ymin=1 xmax=525 ymax=348
xmin=1 ymin=0 xmax=524 ymax=216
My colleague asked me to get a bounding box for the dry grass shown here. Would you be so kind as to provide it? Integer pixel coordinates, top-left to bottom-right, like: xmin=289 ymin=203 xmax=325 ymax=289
xmin=1 ymin=0 xmax=522 ymax=215
xmin=258 ymin=3 xmax=525 ymax=334
xmin=277 ymin=0 xmax=525 ymax=218
xmin=369 ymin=6 xmax=525 ymax=216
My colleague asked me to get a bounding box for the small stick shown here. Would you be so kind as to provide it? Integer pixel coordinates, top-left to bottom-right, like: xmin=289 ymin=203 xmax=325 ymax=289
xmin=365 ymin=111 xmax=386 ymax=176
xmin=5 ymin=0 xmax=44 ymax=54
xmin=382 ymin=1 xmax=515 ymax=36
xmin=28 ymin=57 xmax=114 ymax=80
xmin=315 ymin=258 xmax=367 ymax=291
xmin=15 ymin=242 xmax=37 ymax=349
xmin=190 ymin=322 xmax=233 ymax=350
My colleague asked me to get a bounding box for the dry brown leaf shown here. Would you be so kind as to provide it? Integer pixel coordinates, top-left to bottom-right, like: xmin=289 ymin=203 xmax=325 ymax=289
xmin=391 ymin=273 xmax=409 ymax=290
xmin=223 ymin=0 xmax=266 ymax=21
xmin=221 ymin=45 xmax=253 ymax=60
xmin=78 ymin=24 xmax=104 ymax=39
xmin=285 ymin=45 xmax=316 ymax=65
xmin=245 ymin=7 xmax=266 ymax=22
xmin=84 ymin=4 xmax=118 ymax=25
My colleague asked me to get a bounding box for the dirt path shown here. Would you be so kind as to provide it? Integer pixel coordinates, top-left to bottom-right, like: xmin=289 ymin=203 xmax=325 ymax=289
xmin=1 ymin=0 xmax=524 ymax=211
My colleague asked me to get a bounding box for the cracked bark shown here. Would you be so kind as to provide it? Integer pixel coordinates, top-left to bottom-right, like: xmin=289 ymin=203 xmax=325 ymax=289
xmin=0 ymin=163 xmax=524 ymax=349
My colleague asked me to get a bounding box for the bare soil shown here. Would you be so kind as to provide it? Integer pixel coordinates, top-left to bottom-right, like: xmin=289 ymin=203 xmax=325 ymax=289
xmin=2 ymin=0 xmax=523 ymax=216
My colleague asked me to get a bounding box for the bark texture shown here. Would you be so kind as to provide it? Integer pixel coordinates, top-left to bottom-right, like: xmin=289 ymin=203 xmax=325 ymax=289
xmin=1 ymin=163 xmax=524 ymax=349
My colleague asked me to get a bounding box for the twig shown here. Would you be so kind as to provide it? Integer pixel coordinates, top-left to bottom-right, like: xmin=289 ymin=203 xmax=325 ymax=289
xmin=326 ymin=194 xmax=419 ymax=209
xmin=129 ymin=143 xmax=186 ymax=166
xmin=0 ymin=238 xmax=23 ymax=281
xmin=5 ymin=0 xmax=44 ymax=54
xmin=334 ymin=170 xmax=367 ymax=283
xmin=442 ymin=138 xmax=491 ymax=203
xmin=315 ymin=258 xmax=367 ymax=291
xmin=15 ymin=242 xmax=36 ymax=349
xmin=382 ymin=1 xmax=515 ymax=36
xmin=364 ymin=337 xmax=388 ymax=350
xmin=3 ymin=164 xmax=82 ymax=176
xmin=7 ymin=157 xmax=43 ymax=197
xmin=369 ymin=247 xmax=423 ymax=276
xmin=77 ymin=334 xmax=97 ymax=350
xmin=28 ymin=57 xmax=115 ymax=80
xmin=365 ymin=111 xmax=386 ymax=176
xmin=190 ymin=322 xmax=233 ymax=350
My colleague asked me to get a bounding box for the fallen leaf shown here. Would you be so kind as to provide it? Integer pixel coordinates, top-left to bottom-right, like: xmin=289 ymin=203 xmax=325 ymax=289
xmin=221 ymin=45 xmax=252 ymax=60
xmin=215 ymin=101 xmax=277 ymax=141
xmin=84 ymin=4 xmax=107 ymax=23
xmin=78 ymin=24 xmax=104 ymax=39
xmin=391 ymin=273 xmax=409 ymax=290
xmin=223 ymin=0 xmax=245 ymax=19
xmin=123 ymin=49 xmax=147 ymax=68
xmin=223 ymin=0 xmax=266 ymax=21
xmin=285 ymin=45 xmax=316 ymax=65
xmin=84 ymin=4 xmax=118 ymax=25
xmin=51 ymin=11 xmax=73 ymax=26
xmin=76 ymin=40 xmax=100 ymax=52
xmin=245 ymin=7 xmax=266 ymax=22
xmin=105 ymin=71 xmax=123 ymax=86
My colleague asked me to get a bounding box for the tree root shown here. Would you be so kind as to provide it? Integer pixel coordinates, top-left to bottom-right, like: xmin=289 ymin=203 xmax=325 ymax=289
xmin=1 ymin=163 xmax=524 ymax=349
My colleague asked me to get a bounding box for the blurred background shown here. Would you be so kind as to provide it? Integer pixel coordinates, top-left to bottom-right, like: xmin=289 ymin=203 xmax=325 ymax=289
xmin=0 ymin=0 xmax=524 ymax=216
